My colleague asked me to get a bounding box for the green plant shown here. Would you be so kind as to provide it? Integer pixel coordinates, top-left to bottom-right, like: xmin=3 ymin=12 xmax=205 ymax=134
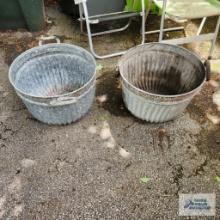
xmin=215 ymin=176 xmax=220 ymax=182
xmin=140 ymin=176 xmax=150 ymax=184
xmin=125 ymin=0 xmax=160 ymax=15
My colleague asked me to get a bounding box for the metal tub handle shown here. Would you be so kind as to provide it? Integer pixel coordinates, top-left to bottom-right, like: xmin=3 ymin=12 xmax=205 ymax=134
xmin=50 ymin=96 xmax=78 ymax=106
xmin=49 ymin=84 xmax=95 ymax=106
xmin=39 ymin=35 xmax=61 ymax=46
xmin=204 ymin=60 xmax=211 ymax=81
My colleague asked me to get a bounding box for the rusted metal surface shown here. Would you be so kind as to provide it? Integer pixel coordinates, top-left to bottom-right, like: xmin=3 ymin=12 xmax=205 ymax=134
xmin=119 ymin=43 xmax=207 ymax=122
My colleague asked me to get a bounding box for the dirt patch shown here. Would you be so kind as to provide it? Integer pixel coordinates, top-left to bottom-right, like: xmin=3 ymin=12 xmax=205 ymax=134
xmin=190 ymin=73 xmax=220 ymax=161
xmin=45 ymin=0 xmax=61 ymax=7
xmin=187 ymin=83 xmax=213 ymax=122
xmin=1 ymin=37 xmax=39 ymax=65
xmin=197 ymin=127 xmax=220 ymax=160
xmin=96 ymin=71 xmax=130 ymax=117
xmin=188 ymin=75 xmax=220 ymax=124
xmin=0 ymin=20 xmax=55 ymax=65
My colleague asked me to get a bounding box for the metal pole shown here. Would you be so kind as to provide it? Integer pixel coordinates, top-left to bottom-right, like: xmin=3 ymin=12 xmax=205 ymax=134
xmin=141 ymin=0 xmax=146 ymax=44
xmin=197 ymin=17 xmax=207 ymax=36
xmin=159 ymin=0 xmax=168 ymax=42
xmin=143 ymin=0 xmax=153 ymax=43
xmin=82 ymin=1 xmax=125 ymax=59
xmin=79 ymin=4 xmax=84 ymax=33
xmin=208 ymin=16 xmax=220 ymax=59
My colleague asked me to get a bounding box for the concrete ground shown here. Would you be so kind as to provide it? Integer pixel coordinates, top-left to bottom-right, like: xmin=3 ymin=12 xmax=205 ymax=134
xmin=0 ymin=4 xmax=220 ymax=220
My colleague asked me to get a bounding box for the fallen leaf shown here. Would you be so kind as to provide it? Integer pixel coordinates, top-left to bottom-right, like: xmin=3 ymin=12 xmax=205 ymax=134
xmin=140 ymin=176 xmax=150 ymax=184
xmin=27 ymin=40 xmax=37 ymax=49
xmin=15 ymin=44 xmax=23 ymax=53
xmin=215 ymin=176 xmax=220 ymax=182
xmin=96 ymin=64 xmax=103 ymax=71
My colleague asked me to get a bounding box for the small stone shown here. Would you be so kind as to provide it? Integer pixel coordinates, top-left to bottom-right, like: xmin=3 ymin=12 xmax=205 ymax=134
xmin=12 ymin=204 xmax=23 ymax=217
xmin=104 ymin=137 xmax=116 ymax=149
xmin=88 ymin=126 xmax=97 ymax=134
xmin=2 ymin=92 xmax=9 ymax=98
xmin=206 ymin=113 xmax=220 ymax=125
xmin=213 ymin=91 xmax=220 ymax=107
xmin=21 ymin=159 xmax=36 ymax=168
xmin=97 ymin=95 xmax=108 ymax=103
xmin=209 ymin=80 xmax=220 ymax=88
xmin=119 ymin=147 xmax=131 ymax=158
xmin=100 ymin=122 xmax=112 ymax=140
xmin=0 ymin=195 xmax=6 ymax=210
xmin=215 ymin=139 xmax=220 ymax=144
xmin=158 ymin=128 xmax=166 ymax=135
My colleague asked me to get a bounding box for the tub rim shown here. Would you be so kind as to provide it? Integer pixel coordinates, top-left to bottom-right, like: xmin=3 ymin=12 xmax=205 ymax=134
xmin=118 ymin=42 xmax=207 ymax=99
xmin=8 ymin=43 xmax=96 ymax=99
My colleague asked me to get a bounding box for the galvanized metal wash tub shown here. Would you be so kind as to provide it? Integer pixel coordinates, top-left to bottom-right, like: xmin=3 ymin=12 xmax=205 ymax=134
xmin=119 ymin=43 xmax=209 ymax=123
xmin=9 ymin=37 xmax=96 ymax=125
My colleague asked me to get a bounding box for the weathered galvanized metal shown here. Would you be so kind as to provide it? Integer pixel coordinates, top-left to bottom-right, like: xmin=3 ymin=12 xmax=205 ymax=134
xmin=9 ymin=43 xmax=96 ymax=125
xmin=119 ymin=43 xmax=208 ymax=122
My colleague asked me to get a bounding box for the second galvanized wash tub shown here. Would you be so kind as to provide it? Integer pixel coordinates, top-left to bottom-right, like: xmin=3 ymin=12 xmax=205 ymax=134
xmin=119 ymin=43 xmax=209 ymax=122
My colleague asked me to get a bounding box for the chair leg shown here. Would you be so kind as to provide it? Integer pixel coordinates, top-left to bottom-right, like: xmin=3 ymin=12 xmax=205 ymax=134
xmin=159 ymin=0 xmax=168 ymax=42
xmin=79 ymin=18 xmax=131 ymax=37
xmin=141 ymin=0 xmax=146 ymax=44
xmin=197 ymin=17 xmax=207 ymax=36
xmin=81 ymin=1 xmax=126 ymax=59
xmin=145 ymin=27 xmax=184 ymax=35
xmin=208 ymin=16 xmax=220 ymax=59
xmin=144 ymin=0 xmax=183 ymax=38
xmin=81 ymin=1 xmax=146 ymax=58
xmin=79 ymin=4 xmax=84 ymax=33
xmin=91 ymin=20 xmax=131 ymax=37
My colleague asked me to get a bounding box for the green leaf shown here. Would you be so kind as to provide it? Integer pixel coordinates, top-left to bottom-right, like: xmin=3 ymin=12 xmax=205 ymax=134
xmin=140 ymin=176 xmax=150 ymax=184
xmin=96 ymin=64 xmax=103 ymax=71
xmin=215 ymin=176 xmax=220 ymax=182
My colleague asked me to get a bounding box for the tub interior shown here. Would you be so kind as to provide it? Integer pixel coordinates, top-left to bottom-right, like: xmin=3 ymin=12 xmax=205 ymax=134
xmin=120 ymin=48 xmax=206 ymax=96
xmin=10 ymin=45 xmax=96 ymax=97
